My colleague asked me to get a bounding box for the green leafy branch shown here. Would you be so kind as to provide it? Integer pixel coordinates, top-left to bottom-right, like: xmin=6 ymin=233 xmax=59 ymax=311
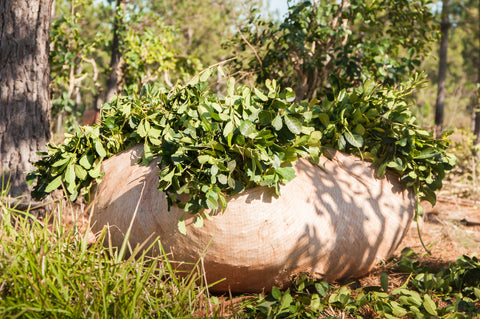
xmin=29 ymin=67 xmax=454 ymax=226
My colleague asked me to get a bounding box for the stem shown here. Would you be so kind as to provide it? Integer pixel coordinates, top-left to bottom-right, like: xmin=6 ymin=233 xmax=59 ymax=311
xmin=415 ymin=186 xmax=431 ymax=255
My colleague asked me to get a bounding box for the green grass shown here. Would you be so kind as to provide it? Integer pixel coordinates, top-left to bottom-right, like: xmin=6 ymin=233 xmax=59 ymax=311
xmin=0 ymin=198 xmax=224 ymax=318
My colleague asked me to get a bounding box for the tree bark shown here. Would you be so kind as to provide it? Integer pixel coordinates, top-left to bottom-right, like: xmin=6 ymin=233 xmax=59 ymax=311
xmin=0 ymin=0 xmax=53 ymax=197
xmin=434 ymin=0 xmax=451 ymax=138
xmin=104 ymin=0 xmax=125 ymax=103
xmin=473 ymin=0 xmax=480 ymax=149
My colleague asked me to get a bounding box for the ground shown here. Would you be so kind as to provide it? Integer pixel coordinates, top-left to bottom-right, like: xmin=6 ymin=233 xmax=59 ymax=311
xmin=356 ymin=195 xmax=480 ymax=289
xmin=397 ymin=196 xmax=480 ymax=261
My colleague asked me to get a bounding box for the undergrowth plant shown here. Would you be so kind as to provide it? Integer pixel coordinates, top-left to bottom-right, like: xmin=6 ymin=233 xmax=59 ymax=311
xmin=28 ymin=66 xmax=455 ymax=233
xmin=239 ymin=249 xmax=480 ymax=318
xmin=0 ymin=197 xmax=220 ymax=318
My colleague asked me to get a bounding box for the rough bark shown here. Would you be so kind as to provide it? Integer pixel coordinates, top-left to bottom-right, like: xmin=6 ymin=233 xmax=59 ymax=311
xmin=104 ymin=0 xmax=125 ymax=104
xmin=0 ymin=0 xmax=53 ymax=197
xmin=434 ymin=0 xmax=451 ymax=138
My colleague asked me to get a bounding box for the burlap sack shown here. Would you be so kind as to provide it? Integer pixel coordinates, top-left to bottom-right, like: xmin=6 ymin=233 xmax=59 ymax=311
xmin=90 ymin=144 xmax=414 ymax=292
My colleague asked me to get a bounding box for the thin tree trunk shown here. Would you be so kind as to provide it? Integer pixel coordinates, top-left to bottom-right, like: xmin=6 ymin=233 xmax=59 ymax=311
xmin=0 ymin=0 xmax=53 ymax=197
xmin=473 ymin=0 xmax=480 ymax=149
xmin=434 ymin=0 xmax=451 ymax=138
xmin=105 ymin=0 xmax=125 ymax=103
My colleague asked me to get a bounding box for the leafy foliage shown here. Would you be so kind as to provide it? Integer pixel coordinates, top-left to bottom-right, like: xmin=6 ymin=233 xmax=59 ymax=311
xmin=29 ymin=67 xmax=454 ymax=225
xmin=49 ymin=0 xmax=110 ymax=123
xmin=49 ymin=0 xmax=202 ymax=133
xmin=309 ymin=73 xmax=455 ymax=208
xmin=227 ymin=0 xmax=437 ymax=101
xmin=29 ymin=70 xmax=316 ymax=214
xmin=119 ymin=11 xmax=202 ymax=92
xmin=239 ymin=250 xmax=480 ymax=318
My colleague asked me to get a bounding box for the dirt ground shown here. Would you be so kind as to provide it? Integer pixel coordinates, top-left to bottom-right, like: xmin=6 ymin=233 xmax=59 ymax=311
xmin=354 ymin=196 xmax=480 ymax=289
xmin=396 ymin=196 xmax=480 ymax=261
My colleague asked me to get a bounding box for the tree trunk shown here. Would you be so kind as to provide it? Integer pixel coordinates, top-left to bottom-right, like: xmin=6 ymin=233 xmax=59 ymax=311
xmin=105 ymin=0 xmax=125 ymax=103
xmin=434 ymin=0 xmax=450 ymax=138
xmin=0 ymin=0 xmax=53 ymax=197
xmin=473 ymin=0 xmax=480 ymax=149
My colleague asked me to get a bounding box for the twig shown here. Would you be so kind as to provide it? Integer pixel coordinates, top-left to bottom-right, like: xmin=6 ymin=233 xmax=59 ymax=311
xmin=0 ymin=196 xmax=53 ymax=211
xmin=236 ymin=28 xmax=262 ymax=68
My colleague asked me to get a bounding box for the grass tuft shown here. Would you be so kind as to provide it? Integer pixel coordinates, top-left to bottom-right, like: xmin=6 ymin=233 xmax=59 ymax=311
xmin=0 ymin=196 xmax=220 ymax=318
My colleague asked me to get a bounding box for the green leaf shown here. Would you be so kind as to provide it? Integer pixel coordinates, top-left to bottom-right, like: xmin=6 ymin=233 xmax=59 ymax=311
xmin=258 ymin=110 xmax=273 ymax=125
xmin=206 ymin=196 xmax=219 ymax=210
xmin=74 ymin=164 xmax=88 ymax=180
xmin=272 ymin=115 xmax=283 ymax=131
xmin=162 ymin=169 xmax=175 ymax=183
xmin=279 ymin=290 xmax=293 ymax=310
xmin=276 ymin=167 xmax=296 ymax=181
xmin=95 ymin=140 xmax=107 ymax=158
xmin=177 ymin=218 xmax=187 ymax=235
xmin=45 ymin=175 xmax=62 ymax=193
xmin=223 ymin=121 xmax=234 ymax=137
xmin=344 ymin=132 xmax=363 ymax=148
xmin=198 ymin=155 xmax=215 ymax=165
xmin=414 ymin=149 xmax=437 ymax=159
xmin=353 ymin=124 xmax=366 ymax=136
xmin=377 ymin=162 xmax=387 ymax=178
xmin=52 ymin=157 xmax=70 ymax=167
xmin=254 ymin=88 xmax=268 ymax=101
xmin=271 ymin=286 xmax=282 ymax=300
xmin=283 ymin=115 xmax=302 ymax=134
xmin=200 ymin=68 xmax=212 ymax=82
xmin=89 ymin=161 xmax=102 ymax=178
xmin=284 ymin=88 xmax=295 ymax=102
xmin=218 ymin=193 xmax=227 ymax=211
xmin=193 ymin=215 xmax=204 ymax=228
xmin=227 ymin=77 xmax=235 ymax=96
xmin=79 ymin=154 xmax=93 ymax=169
xmin=217 ymin=174 xmax=228 ymax=184
xmin=317 ymin=113 xmax=330 ymax=127
xmin=137 ymin=120 xmax=147 ymax=137
xmin=211 ymin=165 xmax=219 ymax=176
xmin=338 ymin=134 xmax=346 ymax=150
xmin=64 ymin=163 xmax=75 ymax=184
xmin=423 ymin=294 xmax=437 ymax=316
xmin=380 ymin=272 xmax=389 ymax=292
xmin=239 ymin=120 xmax=257 ymax=138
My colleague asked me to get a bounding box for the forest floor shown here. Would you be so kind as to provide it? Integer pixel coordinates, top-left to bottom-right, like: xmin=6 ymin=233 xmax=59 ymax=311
xmin=399 ymin=197 xmax=480 ymax=260
xmin=356 ymin=195 xmax=480 ymax=288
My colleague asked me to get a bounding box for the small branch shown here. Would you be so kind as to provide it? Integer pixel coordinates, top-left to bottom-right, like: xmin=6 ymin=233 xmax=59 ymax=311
xmin=164 ymin=72 xmax=173 ymax=88
xmin=0 ymin=196 xmax=52 ymax=212
xmin=82 ymin=57 xmax=99 ymax=83
xmin=237 ymin=28 xmax=262 ymax=68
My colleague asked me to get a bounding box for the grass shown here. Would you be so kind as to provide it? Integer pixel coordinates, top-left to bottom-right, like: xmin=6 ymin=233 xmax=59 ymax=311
xmin=0 ymin=196 xmax=224 ymax=318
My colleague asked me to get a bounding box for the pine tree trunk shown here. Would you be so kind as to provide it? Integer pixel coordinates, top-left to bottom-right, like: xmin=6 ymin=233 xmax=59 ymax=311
xmin=0 ymin=0 xmax=53 ymax=197
xmin=105 ymin=0 xmax=125 ymax=103
xmin=434 ymin=0 xmax=450 ymax=138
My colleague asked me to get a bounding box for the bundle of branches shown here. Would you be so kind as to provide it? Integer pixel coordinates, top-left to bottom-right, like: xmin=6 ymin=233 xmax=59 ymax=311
xmin=28 ymin=67 xmax=455 ymax=223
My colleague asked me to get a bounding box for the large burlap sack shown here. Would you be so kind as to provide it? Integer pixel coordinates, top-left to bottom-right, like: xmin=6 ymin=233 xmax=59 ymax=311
xmin=90 ymin=144 xmax=414 ymax=292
